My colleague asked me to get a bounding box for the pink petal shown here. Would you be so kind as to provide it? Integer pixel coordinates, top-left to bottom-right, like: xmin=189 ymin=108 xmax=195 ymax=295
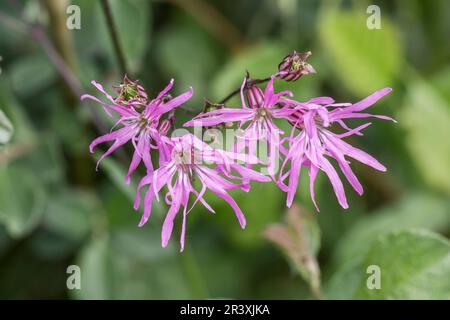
xmin=319 ymin=156 xmax=349 ymax=209
xmin=138 ymin=188 xmax=154 ymax=226
xmin=154 ymin=87 xmax=193 ymax=117
xmin=347 ymin=88 xmax=392 ymax=113
xmin=325 ymin=133 xmax=386 ymax=171
xmin=156 ymin=78 xmax=174 ymax=100
xmin=309 ymin=165 xmax=320 ymax=211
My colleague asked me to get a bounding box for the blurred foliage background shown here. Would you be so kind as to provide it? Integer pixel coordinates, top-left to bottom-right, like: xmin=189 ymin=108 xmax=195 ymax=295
xmin=0 ymin=0 xmax=449 ymax=299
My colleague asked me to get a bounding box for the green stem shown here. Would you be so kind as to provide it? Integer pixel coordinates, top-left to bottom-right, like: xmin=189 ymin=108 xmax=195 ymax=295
xmin=179 ymin=245 xmax=209 ymax=299
xmin=100 ymin=0 xmax=128 ymax=75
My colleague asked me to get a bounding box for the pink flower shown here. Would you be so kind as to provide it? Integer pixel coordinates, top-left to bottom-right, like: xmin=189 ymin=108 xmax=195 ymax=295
xmin=185 ymin=76 xmax=293 ymax=178
xmin=278 ymin=88 xmax=395 ymax=210
xmin=134 ymin=133 xmax=270 ymax=251
xmin=81 ymin=79 xmax=193 ymax=183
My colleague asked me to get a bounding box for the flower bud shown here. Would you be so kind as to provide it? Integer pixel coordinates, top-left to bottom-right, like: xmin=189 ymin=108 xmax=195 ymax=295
xmin=246 ymin=85 xmax=264 ymax=109
xmin=278 ymin=51 xmax=315 ymax=81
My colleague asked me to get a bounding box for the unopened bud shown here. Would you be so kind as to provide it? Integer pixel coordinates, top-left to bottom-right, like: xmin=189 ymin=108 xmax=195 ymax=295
xmin=246 ymin=85 xmax=264 ymax=109
xmin=278 ymin=51 xmax=315 ymax=81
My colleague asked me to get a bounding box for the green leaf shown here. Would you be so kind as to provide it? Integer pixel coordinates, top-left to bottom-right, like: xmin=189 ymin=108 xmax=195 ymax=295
xmin=0 ymin=109 xmax=13 ymax=145
xmin=9 ymin=53 xmax=56 ymax=97
xmin=0 ymin=79 xmax=35 ymax=142
xmin=97 ymin=156 xmax=136 ymax=202
xmin=73 ymin=228 xmax=191 ymax=299
xmin=28 ymin=189 xmax=97 ymax=260
xmin=431 ymin=66 xmax=450 ymax=104
xmin=0 ymin=166 xmax=46 ymax=237
xmin=332 ymin=193 xmax=450 ymax=266
xmin=327 ymin=229 xmax=450 ymax=299
xmin=212 ymin=42 xmax=288 ymax=101
xmin=318 ymin=7 xmax=402 ymax=96
xmin=156 ymin=22 xmax=219 ymax=109
xmin=399 ymin=80 xmax=450 ymax=194
xmin=357 ymin=229 xmax=450 ymax=299
xmin=264 ymin=204 xmax=322 ymax=298
xmin=43 ymin=190 xmax=94 ymax=241
xmin=73 ymin=235 xmax=110 ymax=299
xmin=208 ymin=181 xmax=284 ymax=248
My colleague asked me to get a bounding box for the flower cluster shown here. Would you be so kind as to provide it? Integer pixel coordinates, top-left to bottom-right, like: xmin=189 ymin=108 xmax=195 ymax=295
xmin=83 ymin=51 xmax=394 ymax=251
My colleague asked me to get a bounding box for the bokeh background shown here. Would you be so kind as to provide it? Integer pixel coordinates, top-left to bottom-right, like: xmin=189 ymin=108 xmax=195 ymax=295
xmin=0 ymin=0 xmax=449 ymax=299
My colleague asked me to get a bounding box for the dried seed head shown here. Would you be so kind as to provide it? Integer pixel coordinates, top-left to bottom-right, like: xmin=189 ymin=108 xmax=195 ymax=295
xmin=278 ymin=51 xmax=316 ymax=81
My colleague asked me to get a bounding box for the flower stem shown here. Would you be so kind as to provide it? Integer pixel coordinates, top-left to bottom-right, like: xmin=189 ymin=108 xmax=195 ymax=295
xmin=100 ymin=0 xmax=128 ymax=75
xmin=179 ymin=245 xmax=209 ymax=299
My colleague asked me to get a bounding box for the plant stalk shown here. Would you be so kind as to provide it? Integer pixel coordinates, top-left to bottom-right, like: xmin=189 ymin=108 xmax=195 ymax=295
xmin=100 ymin=0 xmax=128 ymax=75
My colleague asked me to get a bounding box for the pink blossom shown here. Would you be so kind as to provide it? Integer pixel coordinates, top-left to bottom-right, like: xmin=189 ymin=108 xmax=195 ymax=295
xmin=134 ymin=133 xmax=271 ymax=251
xmin=81 ymin=79 xmax=193 ymax=183
xmin=278 ymin=88 xmax=395 ymax=210
xmin=185 ymin=76 xmax=293 ymax=178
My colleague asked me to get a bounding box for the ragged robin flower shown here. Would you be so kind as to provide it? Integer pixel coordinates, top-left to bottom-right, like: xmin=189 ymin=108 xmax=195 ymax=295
xmin=278 ymin=88 xmax=395 ymax=210
xmin=134 ymin=133 xmax=270 ymax=251
xmin=81 ymin=78 xmax=193 ymax=184
xmin=185 ymin=75 xmax=294 ymax=178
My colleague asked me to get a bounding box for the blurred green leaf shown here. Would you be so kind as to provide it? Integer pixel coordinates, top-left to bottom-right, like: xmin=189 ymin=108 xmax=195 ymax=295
xmin=43 ymin=190 xmax=93 ymax=241
xmin=156 ymin=22 xmax=219 ymax=109
xmin=327 ymin=229 xmax=450 ymax=299
xmin=0 ymin=109 xmax=13 ymax=145
xmin=73 ymin=235 xmax=110 ymax=299
xmin=0 ymin=225 xmax=12 ymax=259
xmin=264 ymin=204 xmax=322 ymax=298
xmin=399 ymin=79 xmax=450 ymax=194
xmin=0 ymin=80 xmax=35 ymax=142
xmin=431 ymin=66 xmax=450 ymax=104
xmin=73 ymin=228 xmax=191 ymax=299
xmin=318 ymin=7 xmax=401 ymax=96
xmin=97 ymin=156 xmax=136 ymax=202
xmin=357 ymin=229 xmax=450 ymax=299
xmin=212 ymin=42 xmax=288 ymax=101
xmin=0 ymin=165 xmax=46 ymax=237
xmin=207 ymin=181 xmax=284 ymax=248
xmin=332 ymin=193 xmax=450 ymax=266
xmin=28 ymin=189 xmax=96 ymax=260
xmin=9 ymin=52 xmax=56 ymax=97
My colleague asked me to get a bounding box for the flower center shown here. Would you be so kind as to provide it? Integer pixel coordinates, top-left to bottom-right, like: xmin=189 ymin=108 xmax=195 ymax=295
xmin=173 ymin=146 xmax=202 ymax=167
xmin=255 ymin=107 xmax=272 ymax=121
